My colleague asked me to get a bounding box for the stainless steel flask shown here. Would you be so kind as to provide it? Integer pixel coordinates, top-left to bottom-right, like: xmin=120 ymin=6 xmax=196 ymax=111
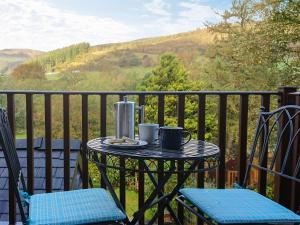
xmin=114 ymin=96 xmax=144 ymax=139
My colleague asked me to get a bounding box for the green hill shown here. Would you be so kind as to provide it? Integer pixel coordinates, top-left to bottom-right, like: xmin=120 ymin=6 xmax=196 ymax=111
xmin=19 ymin=28 xmax=214 ymax=77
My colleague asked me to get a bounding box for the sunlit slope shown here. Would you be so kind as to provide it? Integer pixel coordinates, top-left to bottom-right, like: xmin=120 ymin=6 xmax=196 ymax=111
xmin=31 ymin=28 xmax=214 ymax=73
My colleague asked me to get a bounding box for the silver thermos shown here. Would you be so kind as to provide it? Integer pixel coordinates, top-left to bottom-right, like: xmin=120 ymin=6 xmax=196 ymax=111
xmin=114 ymin=96 xmax=144 ymax=139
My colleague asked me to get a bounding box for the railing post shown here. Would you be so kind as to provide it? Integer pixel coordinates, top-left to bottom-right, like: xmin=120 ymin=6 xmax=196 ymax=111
xmin=197 ymin=94 xmax=206 ymax=225
xmin=138 ymin=94 xmax=145 ymax=225
xmin=257 ymin=95 xmax=270 ymax=196
xmin=238 ymin=94 xmax=248 ymax=185
xmin=81 ymin=94 xmax=89 ymax=189
xmin=63 ymin=94 xmax=70 ymax=191
xmin=157 ymin=94 xmax=165 ymax=225
xmin=26 ymin=94 xmax=34 ymax=195
xmin=197 ymin=95 xmax=206 ymax=188
xmin=7 ymin=94 xmax=16 ymax=225
xmin=217 ymin=95 xmax=227 ymax=188
xmin=276 ymin=86 xmax=297 ymax=208
xmin=292 ymin=93 xmax=300 ymax=212
xmin=100 ymin=94 xmax=107 ymax=189
xmin=118 ymin=95 xmax=126 ymax=210
xmin=45 ymin=94 xmax=52 ymax=193
xmin=177 ymin=94 xmax=185 ymax=224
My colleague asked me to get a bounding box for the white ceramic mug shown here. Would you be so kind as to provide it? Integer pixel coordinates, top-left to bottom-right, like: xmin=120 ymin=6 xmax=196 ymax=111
xmin=138 ymin=123 xmax=159 ymax=144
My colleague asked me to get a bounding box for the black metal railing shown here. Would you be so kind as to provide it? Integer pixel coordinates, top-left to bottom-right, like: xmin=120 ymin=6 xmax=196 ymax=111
xmin=1 ymin=87 xmax=300 ymax=224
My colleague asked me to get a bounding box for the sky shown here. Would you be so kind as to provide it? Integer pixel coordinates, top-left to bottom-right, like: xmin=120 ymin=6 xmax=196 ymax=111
xmin=0 ymin=0 xmax=232 ymax=51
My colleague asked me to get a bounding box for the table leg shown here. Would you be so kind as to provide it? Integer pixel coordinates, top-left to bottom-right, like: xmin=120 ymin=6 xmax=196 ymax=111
xmin=129 ymin=161 xmax=176 ymax=225
xmin=159 ymin=161 xmax=200 ymax=216
xmin=143 ymin=162 xmax=182 ymax=225
xmin=144 ymin=160 xmax=200 ymax=225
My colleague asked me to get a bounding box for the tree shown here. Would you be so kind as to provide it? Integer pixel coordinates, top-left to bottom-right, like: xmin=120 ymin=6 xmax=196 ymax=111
xmin=138 ymin=53 xmax=217 ymax=139
xmin=138 ymin=53 xmax=190 ymax=91
xmin=11 ymin=62 xmax=45 ymax=79
xmin=198 ymin=0 xmax=300 ymax=185
xmin=204 ymin=0 xmax=300 ymax=90
xmin=142 ymin=54 xmax=154 ymax=67
xmin=138 ymin=53 xmax=191 ymax=126
xmin=118 ymin=51 xmax=141 ymax=67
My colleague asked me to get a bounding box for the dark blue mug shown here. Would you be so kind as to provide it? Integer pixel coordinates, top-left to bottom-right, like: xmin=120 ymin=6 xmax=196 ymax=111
xmin=159 ymin=126 xmax=192 ymax=150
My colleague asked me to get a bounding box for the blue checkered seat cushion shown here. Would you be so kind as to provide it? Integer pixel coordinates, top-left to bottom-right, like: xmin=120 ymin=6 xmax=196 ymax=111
xmin=180 ymin=188 xmax=300 ymax=224
xmin=28 ymin=188 xmax=126 ymax=225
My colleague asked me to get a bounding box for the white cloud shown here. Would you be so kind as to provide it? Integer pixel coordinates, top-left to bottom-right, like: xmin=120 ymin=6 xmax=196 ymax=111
xmin=0 ymin=0 xmax=222 ymax=51
xmin=179 ymin=2 xmax=219 ymax=22
xmin=0 ymin=0 xmax=136 ymax=51
xmin=141 ymin=1 xmax=221 ymax=36
xmin=144 ymin=0 xmax=171 ymax=17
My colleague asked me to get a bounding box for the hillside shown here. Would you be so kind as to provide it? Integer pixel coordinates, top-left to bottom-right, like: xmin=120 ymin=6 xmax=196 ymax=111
xmin=25 ymin=28 xmax=214 ymax=74
xmin=7 ymin=28 xmax=215 ymax=90
xmin=60 ymin=28 xmax=214 ymax=72
xmin=0 ymin=49 xmax=43 ymax=75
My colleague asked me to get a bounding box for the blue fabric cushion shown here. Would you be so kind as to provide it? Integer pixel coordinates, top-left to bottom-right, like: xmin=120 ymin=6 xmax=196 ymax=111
xmin=28 ymin=188 xmax=126 ymax=225
xmin=180 ymin=188 xmax=300 ymax=224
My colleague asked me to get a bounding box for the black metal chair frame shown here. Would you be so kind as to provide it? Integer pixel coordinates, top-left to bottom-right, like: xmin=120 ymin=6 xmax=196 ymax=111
xmin=176 ymin=105 xmax=300 ymax=225
xmin=0 ymin=108 xmax=128 ymax=225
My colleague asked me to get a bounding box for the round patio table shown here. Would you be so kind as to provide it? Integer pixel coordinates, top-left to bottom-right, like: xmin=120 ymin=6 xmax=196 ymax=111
xmin=87 ymin=137 xmax=220 ymax=225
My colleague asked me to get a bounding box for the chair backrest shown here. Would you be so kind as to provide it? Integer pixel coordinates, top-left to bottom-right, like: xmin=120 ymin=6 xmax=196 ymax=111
xmin=243 ymin=105 xmax=300 ymax=187
xmin=0 ymin=108 xmax=28 ymax=224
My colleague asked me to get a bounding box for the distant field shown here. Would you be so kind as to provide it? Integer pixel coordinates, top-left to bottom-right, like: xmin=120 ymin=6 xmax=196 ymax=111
xmin=0 ymin=48 xmax=43 ymax=75
xmin=0 ymin=56 xmax=26 ymax=74
xmin=46 ymin=73 xmax=61 ymax=80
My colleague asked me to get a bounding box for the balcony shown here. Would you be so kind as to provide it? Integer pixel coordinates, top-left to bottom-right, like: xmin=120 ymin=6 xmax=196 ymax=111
xmin=0 ymin=87 xmax=299 ymax=225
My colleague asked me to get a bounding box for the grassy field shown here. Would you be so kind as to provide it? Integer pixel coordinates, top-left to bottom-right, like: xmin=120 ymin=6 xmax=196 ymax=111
xmin=46 ymin=73 xmax=61 ymax=80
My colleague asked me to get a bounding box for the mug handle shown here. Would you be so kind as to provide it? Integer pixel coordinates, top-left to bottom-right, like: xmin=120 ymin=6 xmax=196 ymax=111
xmin=181 ymin=130 xmax=192 ymax=146
xmin=153 ymin=127 xmax=160 ymax=143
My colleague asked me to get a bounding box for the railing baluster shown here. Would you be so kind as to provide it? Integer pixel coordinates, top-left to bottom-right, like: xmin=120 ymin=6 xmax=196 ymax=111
xmin=7 ymin=94 xmax=16 ymax=224
xmin=81 ymin=94 xmax=89 ymax=189
xmin=26 ymin=94 xmax=34 ymax=194
xmin=177 ymin=94 xmax=185 ymax=224
xmin=45 ymin=94 xmax=52 ymax=193
xmin=197 ymin=94 xmax=206 ymax=187
xmin=258 ymin=95 xmax=270 ymax=195
xmin=138 ymin=94 xmax=145 ymax=225
xmin=238 ymin=94 xmax=249 ymax=185
xmin=197 ymin=94 xmax=206 ymax=225
xmin=218 ymin=94 xmax=227 ymax=188
xmin=156 ymin=161 xmax=164 ymax=225
xmin=158 ymin=94 xmax=164 ymax=126
xmin=178 ymin=95 xmax=185 ymax=128
xmin=276 ymin=87 xmax=297 ymax=208
xmin=157 ymin=94 xmax=165 ymax=225
xmin=292 ymin=95 xmax=300 ymax=211
xmin=118 ymin=94 xmax=126 ymax=209
xmin=63 ymin=94 xmax=70 ymax=191
xmin=100 ymin=94 xmax=107 ymax=188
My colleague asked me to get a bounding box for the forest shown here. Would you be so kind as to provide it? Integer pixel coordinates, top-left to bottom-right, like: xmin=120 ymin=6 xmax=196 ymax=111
xmin=0 ymin=0 xmax=299 ymax=219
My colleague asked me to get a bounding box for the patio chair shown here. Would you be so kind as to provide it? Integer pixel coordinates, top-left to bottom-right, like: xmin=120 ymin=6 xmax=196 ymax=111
xmin=0 ymin=108 xmax=128 ymax=225
xmin=176 ymin=105 xmax=300 ymax=224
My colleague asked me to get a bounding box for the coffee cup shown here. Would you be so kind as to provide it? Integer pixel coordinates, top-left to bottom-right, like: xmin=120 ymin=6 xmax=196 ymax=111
xmin=138 ymin=123 xmax=159 ymax=145
xmin=159 ymin=126 xmax=191 ymax=150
